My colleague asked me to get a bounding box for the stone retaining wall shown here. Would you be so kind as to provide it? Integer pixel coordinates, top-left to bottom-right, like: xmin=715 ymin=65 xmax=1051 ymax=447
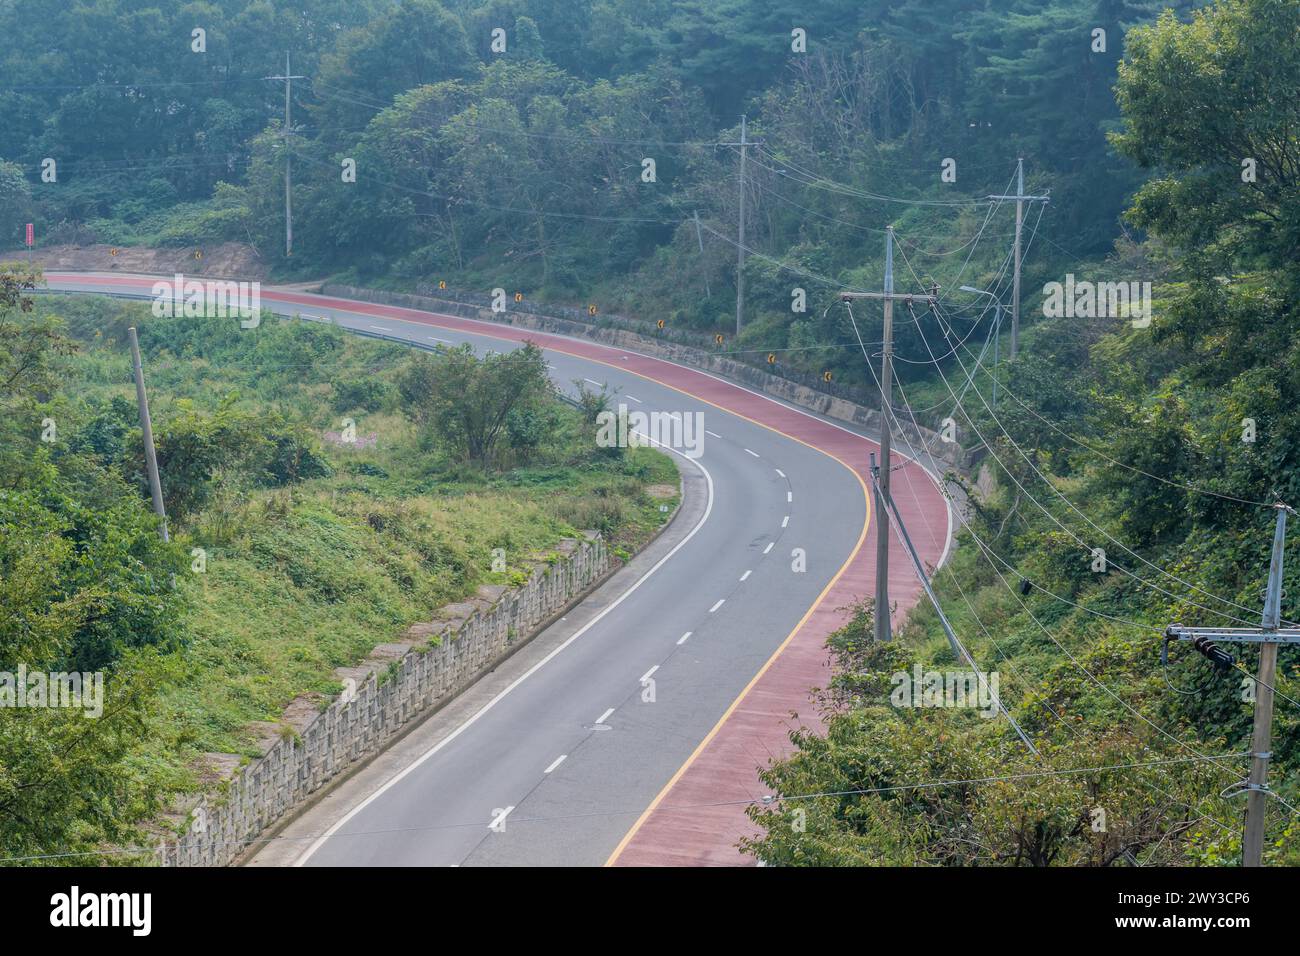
xmin=158 ymin=537 xmax=610 ymax=866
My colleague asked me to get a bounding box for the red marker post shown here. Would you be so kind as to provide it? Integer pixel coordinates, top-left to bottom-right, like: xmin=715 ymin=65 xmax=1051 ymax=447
xmin=25 ymin=223 xmax=33 ymax=267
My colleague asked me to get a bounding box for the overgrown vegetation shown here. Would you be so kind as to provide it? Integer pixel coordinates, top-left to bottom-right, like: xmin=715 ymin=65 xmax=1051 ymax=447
xmin=0 ymin=0 xmax=1183 ymax=398
xmin=745 ymin=0 xmax=1300 ymax=866
xmin=0 ymin=278 xmax=675 ymax=861
xmin=4 ymin=0 xmax=1299 ymax=866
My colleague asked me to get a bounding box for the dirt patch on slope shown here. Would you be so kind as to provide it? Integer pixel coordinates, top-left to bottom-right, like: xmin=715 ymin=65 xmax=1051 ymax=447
xmin=6 ymin=242 xmax=268 ymax=280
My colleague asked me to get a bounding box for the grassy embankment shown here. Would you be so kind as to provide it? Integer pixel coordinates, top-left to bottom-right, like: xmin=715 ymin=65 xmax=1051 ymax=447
xmin=47 ymin=294 xmax=676 ymax=790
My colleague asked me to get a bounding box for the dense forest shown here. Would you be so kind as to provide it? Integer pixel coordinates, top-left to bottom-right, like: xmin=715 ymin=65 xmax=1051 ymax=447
xmin=3 ymin=0 xmax=1300 ymax=865
xmin=0 ymin=0 xmax=1178 ymax=393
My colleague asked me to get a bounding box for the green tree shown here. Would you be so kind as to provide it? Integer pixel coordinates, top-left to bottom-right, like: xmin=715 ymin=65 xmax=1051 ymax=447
xmin=399 ymin=342 xmax=554 ymax=464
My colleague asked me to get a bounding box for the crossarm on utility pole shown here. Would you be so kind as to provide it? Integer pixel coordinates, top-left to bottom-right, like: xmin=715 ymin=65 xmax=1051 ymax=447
xmin=1164 ymin=504 xmax=1289 ymax=866
xmin=1166 ymin=627 xmax=1300 ymax=645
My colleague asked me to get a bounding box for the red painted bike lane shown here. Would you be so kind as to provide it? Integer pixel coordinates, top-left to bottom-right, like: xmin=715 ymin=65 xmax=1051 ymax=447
xmin=46 ymin=273 xmax=952 ymax=866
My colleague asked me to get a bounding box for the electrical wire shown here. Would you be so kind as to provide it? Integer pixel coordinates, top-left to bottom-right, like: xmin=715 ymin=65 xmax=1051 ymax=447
xmin=0 ymin=751 xmax=1249 ymax=864
xmin=870 ymin=243 xmax=1300 ymax=834
xmin=753 ymin=147 xmax=993 ymax=208
xmin=290 ymin=149 xmax=680 ymax=225
xmin=893 ymin=235 xmax=1285 ymax=630
xmin=842 ymin=299 xmax=1246 ymax=843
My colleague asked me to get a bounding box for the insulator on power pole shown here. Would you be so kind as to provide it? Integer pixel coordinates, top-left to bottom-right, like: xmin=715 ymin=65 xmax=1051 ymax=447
xmin=1191 ymin=635 xmax=1235 ymax=670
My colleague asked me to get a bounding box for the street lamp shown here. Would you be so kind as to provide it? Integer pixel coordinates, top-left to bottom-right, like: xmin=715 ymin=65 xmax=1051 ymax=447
xmin=959 ymin=286 xmax=1003 ymax=408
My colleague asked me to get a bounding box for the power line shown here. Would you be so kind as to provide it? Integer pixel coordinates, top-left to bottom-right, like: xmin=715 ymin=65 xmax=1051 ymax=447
xmin=838 ymin=238 xmax=1264 ymax=800
xmin=893 ymin=235 xmax=1283 ymax=630
xmin=0 ymin=751 xmax=1249 ymax=864
xmin=290 ymin=149 xmax=680 ymax=225
xmin=849 ymin=377 xmax=1242 ymax=851
xmin=753 ymin=147 xmax=993 ymax=208
xmin=879 ymin=283 xmax=1300 ymax=854
xmin=922 ymin=291 xmax=1296 ymax=627
xmin=922 ymin=278 xmax=1281 ymax=510
xmin=871 ymin=336 xmax=1266 ymax=837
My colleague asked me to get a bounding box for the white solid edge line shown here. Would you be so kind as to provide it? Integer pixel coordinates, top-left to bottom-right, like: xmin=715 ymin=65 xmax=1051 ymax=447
xmin=292 ymin=439 xmax=715 ymax=865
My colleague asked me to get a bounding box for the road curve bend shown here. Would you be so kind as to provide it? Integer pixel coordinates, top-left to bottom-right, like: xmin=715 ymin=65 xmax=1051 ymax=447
xmin=43 ymin=273 xmax=952 ymax=867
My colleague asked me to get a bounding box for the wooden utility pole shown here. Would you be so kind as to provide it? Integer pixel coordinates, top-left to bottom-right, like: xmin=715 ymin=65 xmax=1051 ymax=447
xmin=987 ymin=158 xmax=1048 ymax=359
xmin=128 ymin=326 xmax=168 ymax=543
xmin=840 ymin=227 xmax=937 ymax=642
xmin=1165 ymin=504 xmax=1299 ymax=866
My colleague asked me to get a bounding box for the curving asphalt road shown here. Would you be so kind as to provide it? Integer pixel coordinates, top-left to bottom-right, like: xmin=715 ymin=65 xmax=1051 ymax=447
xmin=42 ymin=273 xmax=951 ymax=867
